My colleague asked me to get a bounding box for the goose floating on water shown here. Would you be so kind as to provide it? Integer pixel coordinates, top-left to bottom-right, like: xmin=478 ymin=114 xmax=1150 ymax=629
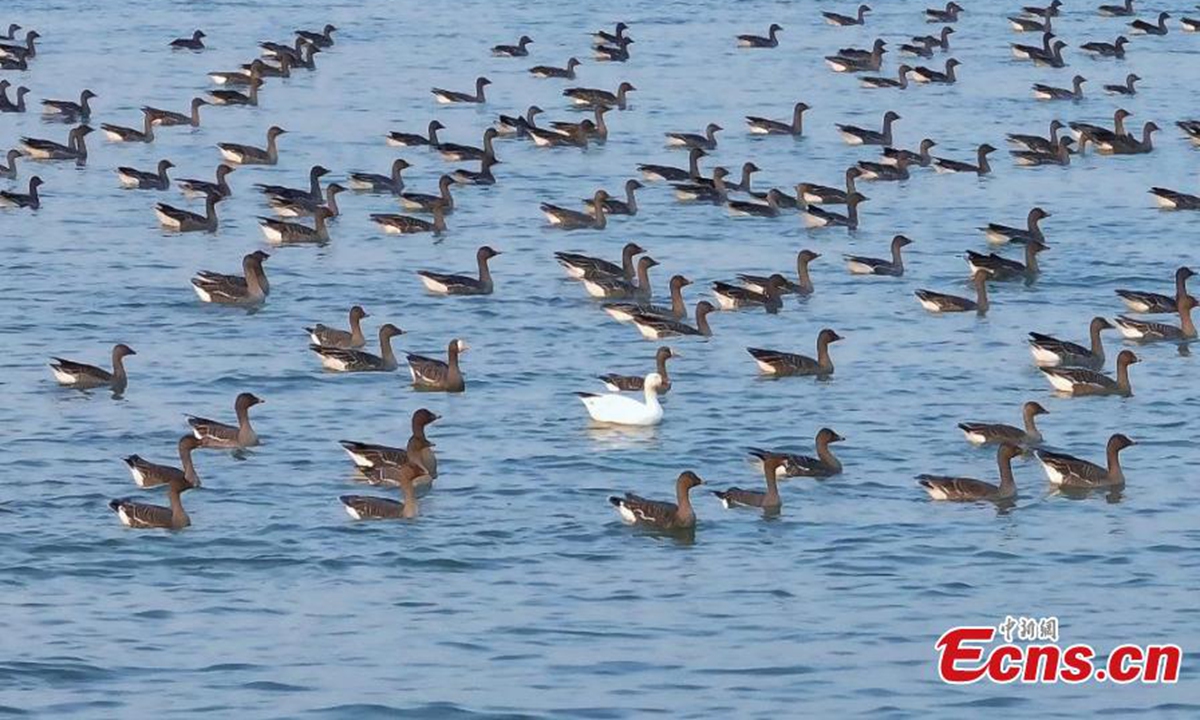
xmin=432 ymin=77 xmax=490 ymax=104
xmin=0 ymin=149 xmax=19 ymax=179
xmin=1081 ymin=35 xmax=1129 ymax=57
xmin=371 ymin=203 xmax=447 ymax=235
xmin=739 ymin=249 xmax=819 ymax=295
xmin=1115 ymin=267 xmax=1195 ymax=313
xmin=0 ymin=83 xmax=30 ymax=112
xmin=178 ymin=164 xmax=235 ymax=199
xmin=579 ymin=372 xmax=665 ymax=426
xmin=981 ymin=207 xmax=1049 ymax=244
xmin=747 ymin=329 xmax=842 ymax=377
xmin=296 ymin=24 xmax=337 ymax=48
xmin=837 ymin=110 xmax=900 ymax=145
xmin=110 ymin=476 xmax=194 ymax=530
xmin=349 ymin=158 xmax=410 ymax=194
xmin=270 ymin=183 xmax=343 ymax=219
xmin=20 ymin=124 xmax=92 ymax=165
xmin=1104 ymin=73 xmax=1140 ymax=96
xmin=934 ymin=144 xmax=995 ymax=175
xmin=584 ymin=179 xmax=641 ymax=216
xmin=610 ymin=472 xmax=703 ymax=531
xmin=542 ymin=190 xmax=608 ymax=229
xmin=1150 ymin=184 xmax=1200 ymax=211
xmin=746 ymin=102 xmax=809 ymax=135
xmin=42 ymin=89 xmax=96 ymax=120
xmin=117 ymin=159 xmax=173 ymax=190
xmin=1129 ymin=11 xmax=1170 ymax=35
xmin=910 ymin=58 xmax=960 ymax=84
xmin=748 ymin=428 xmax=844 ymax=478
xmin=529 ymin=57 xmax=580 ymax=79
xmin=713 ymin=456 xmax=783 ymax=515
xmin=959 ymin=401 xmax=1048 ymax=447
xmin=388 ymin=120 xmax=444 ymax=148
xmin=311 ymin=324 xmax=405 ymax=372
xmin=155 ymin=191 xmax=221 ymax=233
xmin=798 ymin=167 xmax=861 ymax=204
xmin=340 ymin=463 xmax=426 ymax=520
xmin=170 ymin=30 xmax=206 ymax=50
xmin=581 ymin=256 xmax=657 ymax=301
xmin=712 ymin=275 xmax=786 ymax=313
xmin=1033 ymin=75 xmax=1086 ymax=101
xmin=451 ymin=155 xmax=500 ymax=186
xmin=492 ymin=35 xmax=533 ymax=57
xmin=1038 ymin=434 xmax=1134 ymax=489
xmin=400 ymin=175 xmax=456 ymax=214
xmin=407 ymin=338 xmax=469 ymax=392
xmin=191 ymin=250 xmax=270 ymax=306
xmin=630 ymin=301 xmax=715 ymax=340
xmin=964 ymin=238 xmax=1046 ymax=282
xmin=738 ymin=24 xmax=782 ymax=48
xmin=918 ymin=443 xmax=1020 ymax=502
xmin=593 ymin=22 xmax=629 ymax=47
xmin=259 ymin=206 xmax=333 ymax=243
xmin=1029 ymin=317 xmax=1113 ymax=368
xmin=862 ymin=65 xmax=911 ymax=89
xmin=142 ymin=98 xmax=207 ymax=127
xmin=1114 ymin=293 xmax=1197 ymax=341
xmin=1095 ymin=121 xmax=1158 ymax=155
xmin=307 ymin=306 xmax=370 ymax=349
xmin=101 ymin=110 xmax=155 ymax=143
xmin=1041 ymin=349 xmax=1139 ymax=396
xmin=915 ymin=270 xmax=990 ymax=314
xmin=846 ymin=235 xmax=911 ymax=276
xmin=926 ymin=2 xmax=964 ymax=23
xmin=603 ymin=274 xmax=691 ymax=323
xmin=256 ymin=164 xmax=328 ymax=203
xmin=824 ymin=5 xmax=871 ymax=27
xmin=639 ymin=147 xmax=706 ymax=182
xmin=187 ymin=392 xmax=263 ymax=449
xmin=218 ymin=125 xmax=286 ymax=165
xmin=599 ymin=347 xmax=678 ymax=393
xmin=563 ymin=82 xmax=636 ymax=110
xmin=125 ymin=436 xmax=202 ymax=489
xmin=803 ymin=192 xmax=867 ymax=229
xmin=340 ymin=408 xmax=441 ymax=476
xmin=0 ymin=175 xmax=43 ymax=209
xmin=49 ymin=343 xmax=135 ymax=394
xmin=555 ymin=242 xmax=644 ymax=281
xmin=666 ymin=123 xmax=722 ymax=150
xmin=418 ymin=246 xmax=500 ymax=295
xmin=1008 ymin=120 xmax=1065 ymax=154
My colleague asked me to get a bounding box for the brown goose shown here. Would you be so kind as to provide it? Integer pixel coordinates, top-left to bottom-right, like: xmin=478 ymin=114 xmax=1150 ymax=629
xmin=846 ymin=235 xmax=910 ymax=276
xmin=584 ymin=179 xmax=642 ymax=216
xmin=747 ymin=329 xmax=842 ymax=377
xmin=154 ymin=191 xmax=221 ymax=233
xmin=746 ymin=102 xmax=809 ymax=135
xmin=713 ymin=456 xmax=783 ymax=514
xmin=803 ymin=192 xmax=867 ymax=229
xmin=0 ymin=84 xmax=30 ymax=113
xmin=20 ymin=124 xmax=92 ymax=165
xmin=418 ymin=246 xmax=501 ymax=295
xmin=178 ymin=164 xmax=235 ymax=199
xmin=387 ymin=120 xmax=444 ymax=148
xmin=349 ymin=158 xmax=410 ymax=194
xmin=581 ymin=256 xmax=658 ymax=300
xmin=529 ymin=57 xmax=581 ymax=79
xmin=1095 ymin=121 xmax=1158 ymax=155
xmin=1129 ymin=11 xmax=1170 ymax=35
xmin=340 ymin=408 xmax=441 ymax=476
xmin=109 ymin=476 xmax=194 ymax=530
xmin=555 ymin=242 xmax=645 ymax=281
xmin=310 ymin=324 xmax=405 ymax=372
xmin=672 ymin=167 xmax=730 ymax=204
xmin=739 ymin=249 xmax=820 ymax=295
xmin=100 ymin=110 xmax=155 ymax=143
xmin=959 ymin=401 xmax=1048 ymax=446
xmin=712 ymin=275 xmax=786 ymax=313
xmin=1029 ymin=317 xmax=1113 ymax=368
xmin=258 ymin=207 xmax=333 ymax=244
xmin=915 ymin=270 xmax=990 ymax=314
xmin=217 ymin=125 xmax=286 ymax=165
xmin=1007 ymin=120 xmax=1065 ymax=154
xmin=191 ymin=251 xmax=270 ymax=306
xmin=407 ymin=339 xmax=468 ymax=392
xmin=666 ymin=122 xmax=722 ymax=150
xmin=638 ymin=147 xmax=706 ymax=183
xmin=492 ymin=35 xmax=533 ymax=57
xmin=918 ymin=443 xmax=1021 ymax=501
xmin=738 ymin=23 xmax=783 ymax=48
xmin=964 ymin=238 xmax=1046 ymax=281
xmin=42 ymin=89 xmax=97 ymax=120
xmin=562 ymin=82 xmax=636 ymax=110
xmin=124 ymin=436 xmax=203 ymax=489
xmin=0 ymin=176 xmax=43 ymax=209
xmin=981 ymin=207 xmax=1050 ymax=244
xmin=542 ymin=190 xmax=609 ymax=229
xmin=934 ymin=143 xmax=996 ymax=176
xmin=610 ymin=471 xmax=704 ymax=530
xmin=117 ymin=160 xmax=173 ymax=190
xmin=269 ymin=184 xmax=343 ymax=219
xmin=50 ymin=344 xmax=136 ymax=394
xmin=400 ymin=175 xmax=456 ymax=213
xmin=438 ymin=129 xmax=498 ymax=162
xmin=748 ymin=428 xmax=844 ymax=477
xmin=371 ymin=202 xmax=447 ymax=236
xmin=1039 ymin=434 xmax=1134 ymax=489
xmin=170 ymin=30 xmax=206 ymax=50
xmin=187 ymin=392 xmax=264 ymax=449
xmin=631 ymin=301 xmax=715 ymax=340
xmin=602 ymin=274 xmax=691 ymax=323
xmin=306 ymin=306 xmax=370 ymax=349
xmin=797 ymin=167 xmax=861 ymax=204
xmin=340 ymin=463 xmax=426 ymax=520
xmin=208 ymin=65 xmax=262 ymax=106
xmin=1032 ymin=75 xmax=1086 ymax=101
xmin=599 ymin=347 xmax=678 ymax=393
xmin=1116 ymin=267 xmax=1195 ymax=313
xmin=1040 ymin=349 xmax=1139 ymax=396
xmin=926 ymin=2 xmax=964 ymax=22
xmin=296 ymin=24 xmax=337 ymax=48
xmin=1114 ymin=293 xmax=1197 ymax=341
xmin=431 ymin=76 xmax=491 ymax=104
xmin=256 ymin=164 xmax=329 ymax=203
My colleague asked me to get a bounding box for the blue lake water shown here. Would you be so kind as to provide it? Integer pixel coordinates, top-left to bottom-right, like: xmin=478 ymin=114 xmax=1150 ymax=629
xmin=2 ymin=0 xmax=1199 ymax=716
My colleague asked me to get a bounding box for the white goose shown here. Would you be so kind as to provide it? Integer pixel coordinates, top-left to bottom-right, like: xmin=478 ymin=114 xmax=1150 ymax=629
xmin=576 ymin=373 xmax=664 ymax=426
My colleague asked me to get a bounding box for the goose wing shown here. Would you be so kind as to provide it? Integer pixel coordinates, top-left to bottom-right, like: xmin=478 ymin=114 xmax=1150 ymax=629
xmin=109 ymin=499 xmax=174 ymax=528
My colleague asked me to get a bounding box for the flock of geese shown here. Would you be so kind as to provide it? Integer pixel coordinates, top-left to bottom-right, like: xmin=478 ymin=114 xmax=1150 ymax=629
xmin=3 ymin=2 xmax=1198 ymax=536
